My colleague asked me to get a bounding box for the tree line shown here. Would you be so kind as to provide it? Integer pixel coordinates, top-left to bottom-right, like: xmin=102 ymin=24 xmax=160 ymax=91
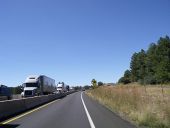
xmin=118 ymin=36 xmax=170 ymax=85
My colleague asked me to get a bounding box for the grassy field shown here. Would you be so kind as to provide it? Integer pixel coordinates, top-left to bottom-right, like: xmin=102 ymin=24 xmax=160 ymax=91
xmin=86 ymin=83 xmax=170 ymax=128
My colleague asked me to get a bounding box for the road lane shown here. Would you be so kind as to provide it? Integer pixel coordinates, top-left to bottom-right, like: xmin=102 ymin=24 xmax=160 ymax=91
xmin=1 ymin=92 xmax=90 ymax=128
xmin=1 ymin=91 xmax=136 ymax=128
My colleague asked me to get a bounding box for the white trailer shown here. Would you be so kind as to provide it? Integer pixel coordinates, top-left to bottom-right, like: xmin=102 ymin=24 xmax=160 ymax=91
xmin=21 ymin=75 xmax=56 ymax=97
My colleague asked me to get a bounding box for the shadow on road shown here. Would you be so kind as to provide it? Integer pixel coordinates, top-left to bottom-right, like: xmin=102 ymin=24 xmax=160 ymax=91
xmin=0 ymin=124 xmax=20 ymax=128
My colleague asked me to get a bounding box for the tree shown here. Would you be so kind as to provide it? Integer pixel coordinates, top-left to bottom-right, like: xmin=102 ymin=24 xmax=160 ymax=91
xmin=137 ymin=49 xmax=147 ymax=84
xmin=118 ymin=77 xmax=125 ymax=84
xmin=145 ymin=43 xmax=157 ymax=84
xmin=118 ymin=70 xmax=131 ymax=84
xmin=130 ymin=52 xmax=139 ymax=82
xmin=74 ymin=86 xmax=82 ymax=91
xmin=91 ymin=79 xmax=97 ymax=88
xmin=98 ymin=81 xmax=104 ymax=86
xmin=155 ymin=36 xmax=170 ymax=84
xmin=10 ymin=85 xmax=23 ymax=94
xmin=84 ymin=85 xmax=90 ymax=90
xmin=119 ymin=36 xmax=170 ymax=85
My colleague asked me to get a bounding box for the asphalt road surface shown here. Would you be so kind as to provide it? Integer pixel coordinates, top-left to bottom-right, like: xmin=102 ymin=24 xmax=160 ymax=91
xmin=1 ymin=92 xmax=136 ymax=128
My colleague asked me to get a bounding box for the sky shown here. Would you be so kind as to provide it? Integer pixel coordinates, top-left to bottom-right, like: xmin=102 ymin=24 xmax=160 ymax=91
xmin=0 ymin=0 xmax=170 ymax=87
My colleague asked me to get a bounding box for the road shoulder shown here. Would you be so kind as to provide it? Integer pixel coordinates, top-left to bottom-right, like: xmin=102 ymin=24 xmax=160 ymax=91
xmin=83 ymin=92 xmax=137 ymax=128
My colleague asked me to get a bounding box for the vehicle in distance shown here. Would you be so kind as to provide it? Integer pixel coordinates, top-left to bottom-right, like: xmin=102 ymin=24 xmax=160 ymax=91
xmin=0 ymin=84 xmax=12 ymax=100
xmin=66 ymin=85 xmax=70 ymax=92
xmin=21 ymin=75 xmax=56 ymax=97
xmin=82 ymin=88 xmax=85 ymax=91
xmin=56 ymin=82 xmax=67 ymax=93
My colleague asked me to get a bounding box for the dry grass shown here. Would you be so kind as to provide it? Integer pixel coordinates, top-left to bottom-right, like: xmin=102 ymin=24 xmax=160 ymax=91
xmin=86 ymin=84 xmax=170 ymax=128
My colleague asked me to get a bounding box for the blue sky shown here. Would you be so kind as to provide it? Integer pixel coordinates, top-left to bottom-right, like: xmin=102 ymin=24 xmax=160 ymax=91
xmin=0 ymin=0 xmax=170 ymax=87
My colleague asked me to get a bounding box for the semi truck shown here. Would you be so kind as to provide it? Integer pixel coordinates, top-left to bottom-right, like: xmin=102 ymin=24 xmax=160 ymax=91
xmin=0 ymin=85 xmax=12 ymax=100
xmin=66 ymin=85 xmax=70 ymax=92
xmin=56 ymin=82 xmax=67 ymax=93
xmin=21 ymin=75 xmax=56 ymax=97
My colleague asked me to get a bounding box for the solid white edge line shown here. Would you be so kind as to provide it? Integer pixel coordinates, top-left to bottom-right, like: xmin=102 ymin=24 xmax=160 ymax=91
xmin=81 ymin=92 xmax=96 ymax=128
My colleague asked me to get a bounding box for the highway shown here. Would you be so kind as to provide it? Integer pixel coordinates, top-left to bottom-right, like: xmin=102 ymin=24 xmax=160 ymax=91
xmin=0 ymin=92 xmax=136 ymax=128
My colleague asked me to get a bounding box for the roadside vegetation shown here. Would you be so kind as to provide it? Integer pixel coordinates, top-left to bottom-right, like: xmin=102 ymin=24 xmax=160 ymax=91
xmin=86 ymin=84 xmax=170 ymax=128
xmin=118 ymin=36 xmax=170 ymax=85
xmin=87 ymin=36 xmax=170 ymax=127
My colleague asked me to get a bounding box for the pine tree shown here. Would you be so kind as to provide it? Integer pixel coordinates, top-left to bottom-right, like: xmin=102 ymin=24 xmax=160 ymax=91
xmin=130 ymin=52 xmax=139 ymax=82
xmin=120 ymin=36 xmax=170 ymax=85
xmin=155 ymin=36 xmax=170 ymax=83
xmin=118 ymin=70 xmax=131 ymax=84
xmin=137 ymin=49 xmax=147 ymax=84
xmin=145 ymin=43 xmax=157 ymax=84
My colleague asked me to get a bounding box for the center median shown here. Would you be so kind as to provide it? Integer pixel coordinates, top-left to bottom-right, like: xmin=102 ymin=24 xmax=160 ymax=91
xmin=0 ymin=91 xmax=76 ymax=122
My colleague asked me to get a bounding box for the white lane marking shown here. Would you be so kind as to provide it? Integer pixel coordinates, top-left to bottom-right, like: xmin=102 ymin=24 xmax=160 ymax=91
xmin=81 ymin=92 xmax=96 ymax=128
